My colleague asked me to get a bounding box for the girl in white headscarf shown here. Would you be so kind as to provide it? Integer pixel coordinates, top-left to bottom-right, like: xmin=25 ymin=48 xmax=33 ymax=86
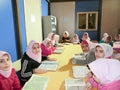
xmin=62 ymin=31 xmax=71 ymax=43
xmin=20 ymin=40 xmax=47 ymax=86
xmin=0 ymin=51 xmax=21 ymax=90
xmin=95 ymin=43 xmax=113 ymax=59
xmin=81 ymin=32 xmax=91 ymax=41
xmin=86 ymin=58 xmax=120 ymax=90
xmin=71 ymin=34 xmax=80 ymax=44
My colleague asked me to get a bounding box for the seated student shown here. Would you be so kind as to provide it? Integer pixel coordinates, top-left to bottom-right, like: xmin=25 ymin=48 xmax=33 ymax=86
xmin=0 ymin=51 xmax=21 ymax=90
xmin=41 ymin=38 xmax=56 ymax=56
xmin=104 ymin=35 xmax=113 ymax=46
xmin=95 ymin=43 xmax=113 ymax=59
xmin=113 ymin=33 xmax=120 ymax=42
xmin=47 ymin=33 xmax=60 ymax=46
xmin=112 ymin=41 xmax=120 ymax=61
xmin=81 ymin=32 xmax=91 ymax=42
xmin=72 ymin=40 xmax=96 ymax=65
xmin=20 ymin=40 xmax=48 ymax=86
xmin=99 ymin=32 xmax=109 ymax=43
xmin=75 ymin=42 xmax=113 ymax=65
xmin=61 ymin=31 xmax=71 ymax=43
xmin=86 ymin=58 xmax=120 ymax=90
xmin=71 ymin=34 xmax=80 ymax=44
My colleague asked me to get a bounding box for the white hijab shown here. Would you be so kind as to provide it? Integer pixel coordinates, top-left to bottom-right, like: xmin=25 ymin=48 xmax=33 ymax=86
xmin=102 ymin=33 xmax=109 ymax=41
xmin=26 ymin=40 xmax=41 ymax=63
xmin=63 ymin=31 xmax=69 ymax=37
xmin=88 ymin=58 xmax=120 ymax=84
xmin=96 ymin=43 xmax=113 ymax=58
xmin=0 ymin=51 xmax=12 ymax=78
xmin=82 ymin=32 xmax=91 ymax=41
xmin=72 ymin=34 xmax=79 ymax=43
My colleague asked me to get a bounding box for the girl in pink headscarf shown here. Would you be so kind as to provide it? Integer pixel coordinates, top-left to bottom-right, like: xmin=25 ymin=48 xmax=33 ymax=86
xmin=86 ymin=58 xmax=120 ymax=90
xmin=0 ymin=51 xmax=21 ymax=90
xmin=47 ymin=33 xmax=60 ymax=46
xmin=20 ymin=40 xmax=47 ymax=86
xmin=41 ymin=38 xmax=56 ymax=56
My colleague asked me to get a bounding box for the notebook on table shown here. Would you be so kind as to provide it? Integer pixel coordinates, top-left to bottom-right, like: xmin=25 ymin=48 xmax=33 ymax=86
xmin=38 ymin=61 xmax=59 ymax=71
xmin=53 ymin=47 xmax=64 ymax=54
xmin=22 ymin=74 xmax=49 ymax=90
xmin=72 ymin=66 xmax=89 ymax=78
xmin=65 ymin=79 xmax=86 ymax=90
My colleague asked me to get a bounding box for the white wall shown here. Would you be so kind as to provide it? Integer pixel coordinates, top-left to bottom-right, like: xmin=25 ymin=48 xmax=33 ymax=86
xmin=24 ymin=0 xmax=42 ymax=45
xmin=50 ymin=2 xmax=75 ymax=39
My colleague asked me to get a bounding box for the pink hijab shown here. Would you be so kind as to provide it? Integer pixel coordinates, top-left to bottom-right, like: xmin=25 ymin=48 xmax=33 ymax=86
xmin=88 ymin=58 xmax=120 ymax=84
xmin=47 ymin=33 xmax=59 ymax=45
xmin=42 ymin=38 xmax=52 ymax=47
xmin=81 ymin=40 xmax=97 ymax=50
xmin=26 ymin=40 xmax=41 ymax=63
xmin=0 ymin=51 xmax=12 ymax=78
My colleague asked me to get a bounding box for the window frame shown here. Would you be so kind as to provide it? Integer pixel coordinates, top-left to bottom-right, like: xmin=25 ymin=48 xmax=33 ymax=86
xmin=77 ymin=11 xmax=98 ymax=31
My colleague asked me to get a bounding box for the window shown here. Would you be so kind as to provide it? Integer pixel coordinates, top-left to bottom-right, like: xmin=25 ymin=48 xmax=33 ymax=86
xmin=77 ymin=12 xmax=98 ymax=30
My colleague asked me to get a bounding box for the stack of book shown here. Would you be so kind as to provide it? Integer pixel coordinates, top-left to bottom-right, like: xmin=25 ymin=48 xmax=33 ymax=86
xmin=72 ymin=54 xmax=86 ymax=64
xmin=22 ymin=74 xmax=49 ymax=90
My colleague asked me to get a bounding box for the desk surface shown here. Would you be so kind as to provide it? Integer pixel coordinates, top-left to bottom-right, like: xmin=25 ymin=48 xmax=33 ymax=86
xmin=37 ymin=43 xmax=96 ymax=90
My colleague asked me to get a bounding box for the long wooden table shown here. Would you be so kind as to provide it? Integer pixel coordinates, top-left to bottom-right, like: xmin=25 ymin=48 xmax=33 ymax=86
xmin=37 ymin=43 xmax=96 ymax=90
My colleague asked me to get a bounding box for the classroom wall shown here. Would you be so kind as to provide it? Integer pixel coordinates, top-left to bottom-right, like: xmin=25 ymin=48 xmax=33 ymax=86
xmin=75 ymin=0 xmax=99 ymax=40
xmin=18 ymin=0 xmax=27 ymax=54
xmin=0 ymin=0 xmax=48 ymax=62
xmin=101 ymin=0 xmax=120 ymax=38
xmin=41 ymin=0 xmax=48 ymax=16
xmin=50 ymin=0 xmax=99 ymax=40
xmin=0 ymin=0 xmax=17 ymax=61
xmin=24 ymin=0 xmax=43 ymax=45
xmin=50 ymin=2 xmax=75 ymax=38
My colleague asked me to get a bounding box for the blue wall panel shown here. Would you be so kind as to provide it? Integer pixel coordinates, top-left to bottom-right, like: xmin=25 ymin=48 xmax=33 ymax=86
xmin=18 ymin=0 xmax=27 ymax=54
xmin=41 ymin=0 xmax=48 ymax=16
xmin=0 ymin=0 xmax=17 ymax=62
xmin=75 ymin=0 xmax=99 ymax=40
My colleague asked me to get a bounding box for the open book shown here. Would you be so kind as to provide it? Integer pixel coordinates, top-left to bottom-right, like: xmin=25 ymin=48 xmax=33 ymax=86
xmin=38 ymin=61 xmax=59 ymax=71
xmin=72 ymin=66 xmax=89 ymax=78
xmin=22 ymin=74 xmax=49 ymax=90
xmin=65 ymin=79 xmax=86 ymax=90
xmin=53 ymin=47 xmax=64 ymax=54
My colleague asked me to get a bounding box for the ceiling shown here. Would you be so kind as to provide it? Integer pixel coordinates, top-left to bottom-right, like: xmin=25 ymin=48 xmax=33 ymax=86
xmin=49 ymin=0 xmax=76 ymax=2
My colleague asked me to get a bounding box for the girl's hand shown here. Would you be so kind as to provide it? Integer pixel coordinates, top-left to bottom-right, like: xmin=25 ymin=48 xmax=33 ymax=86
xmin=48 ymin=57 xmax=57 ymax=61
xmin=86 ymin=72 xmax=93 ymax=79
xmin=34 ymin=68 xmax=47 ymax=74
xmin=86 ymin=82 xmax=92 ymax=90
